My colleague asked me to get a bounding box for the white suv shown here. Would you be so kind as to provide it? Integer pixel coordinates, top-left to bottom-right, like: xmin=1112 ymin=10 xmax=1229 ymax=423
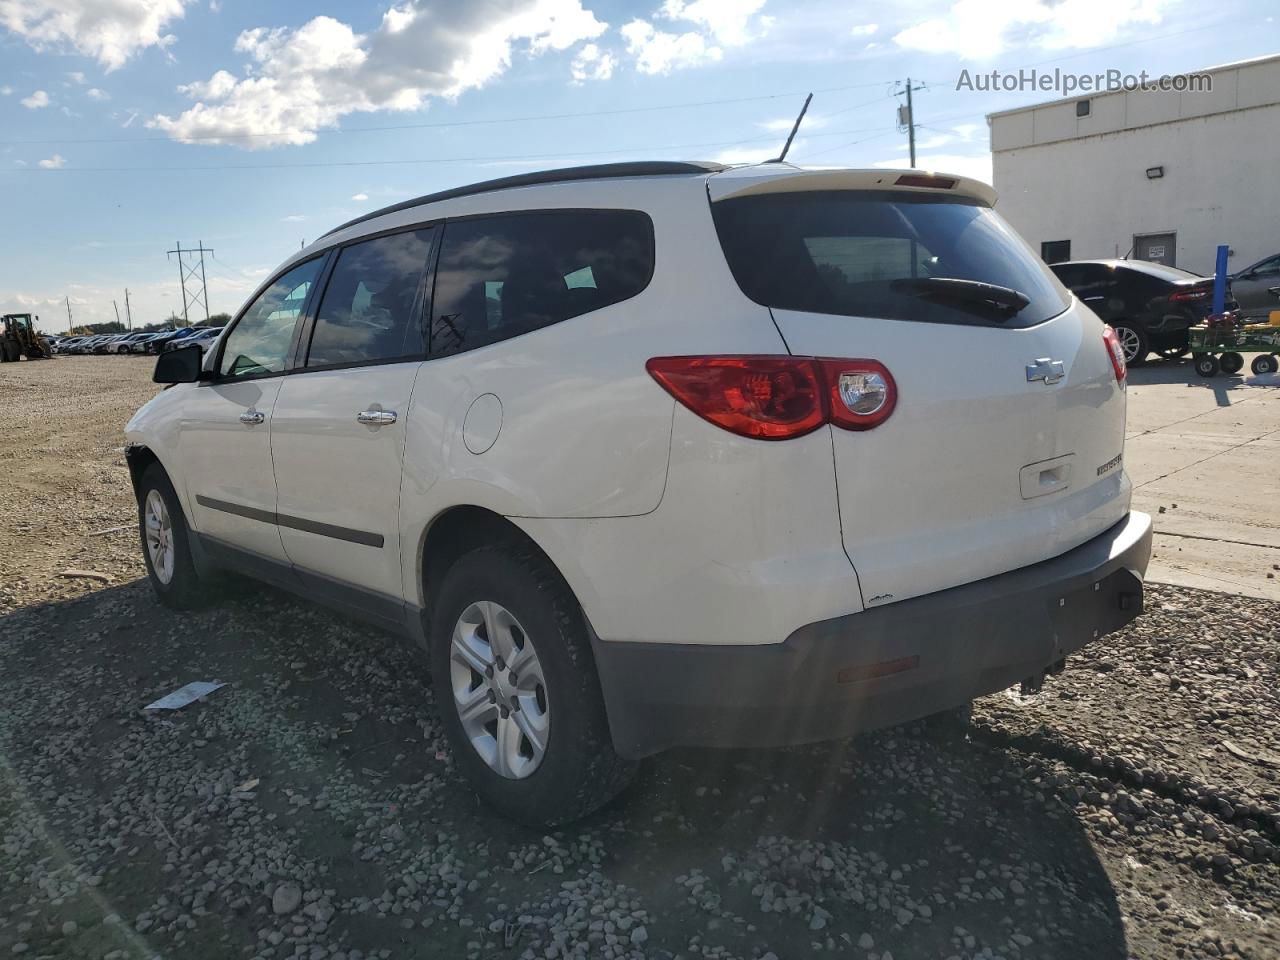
xmin=125 ymin=161 xmax=1152 ymax=826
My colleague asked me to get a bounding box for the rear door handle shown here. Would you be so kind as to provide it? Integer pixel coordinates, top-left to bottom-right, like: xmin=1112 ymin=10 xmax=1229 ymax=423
xmin=239 ymin=409 xmax=265 ymax=425
xmin=356 ymin=410 xmax=397 ymax=425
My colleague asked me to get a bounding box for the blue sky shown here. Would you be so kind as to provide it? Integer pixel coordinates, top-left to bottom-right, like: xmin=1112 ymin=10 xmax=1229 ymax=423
xmin=1 ymin=0 xmax=1276 ymax=331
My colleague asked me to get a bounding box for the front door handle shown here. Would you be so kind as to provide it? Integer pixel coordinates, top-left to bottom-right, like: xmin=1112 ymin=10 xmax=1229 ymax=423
xmin=239 ymin=409 xmax=265 ymax=425
xmin=356 ymin=409 xmax=398 ymax=425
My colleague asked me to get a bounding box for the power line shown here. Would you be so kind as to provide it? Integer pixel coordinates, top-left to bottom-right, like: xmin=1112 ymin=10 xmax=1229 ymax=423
xmin=10 ymin=122 xmax=898 ymax=173
xmin=0 ymin=79 xmax=914 ymax=147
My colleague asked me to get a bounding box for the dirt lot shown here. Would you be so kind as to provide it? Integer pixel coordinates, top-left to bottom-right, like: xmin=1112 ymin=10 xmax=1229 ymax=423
xmin=1 ymin=355 xmax=1277 ymax=960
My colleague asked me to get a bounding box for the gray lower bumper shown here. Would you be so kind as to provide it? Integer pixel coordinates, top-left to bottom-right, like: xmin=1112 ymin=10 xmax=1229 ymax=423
xmin=592 ymin=511 xmax=1152 ymax=758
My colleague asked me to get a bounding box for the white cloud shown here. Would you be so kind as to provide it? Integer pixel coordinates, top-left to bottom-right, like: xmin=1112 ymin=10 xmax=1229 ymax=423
xmin=759 ymin=113 xmax=828 ymax=134
xmin=621 ymin=0 xmax=770 ymax=74
xmin=281 ymin=214 xmax=307 ymax=222
xmin=873 ymin=151 xmax=993 ymax=185
xmin=894 ymin=0 xmax=1166 ymax=59
xmin=86 ymin=87 xmax=109 ymax=100
xmin=0 ymin=0 xmax=192 ymax=71
xmin=850 ymin=23 xmax=877 ymax=36
xmin=660 ymin=0 xmax=769 ymax=45
xmin=38 ymin=153 xmax=65 ymax=168
xmin=621 ymin=19 xmax=719 ymax=74
xmin=0 ymin=85 xmax=12 ymax=95
xmin=351 ymin=192 xmax=369 ymax=201
xmin=569 ymin=41 xmax=614 ymax=82
xmin=150 ymin=0 xmax=607 ymax=149
xmin=21 ymin=89 xmax=49 ymax=108
xmin=66 ymin=70 xmax=85 ymax=83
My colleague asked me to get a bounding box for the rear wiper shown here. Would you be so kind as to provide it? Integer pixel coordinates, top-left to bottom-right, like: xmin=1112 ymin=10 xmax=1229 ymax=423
xmin=890 ymin=277 xmax=1032 ymax=318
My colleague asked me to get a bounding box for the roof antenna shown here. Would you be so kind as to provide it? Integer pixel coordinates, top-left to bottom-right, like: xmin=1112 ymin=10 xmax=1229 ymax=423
xmin=770 ymin=93 xmax=812 ymax=163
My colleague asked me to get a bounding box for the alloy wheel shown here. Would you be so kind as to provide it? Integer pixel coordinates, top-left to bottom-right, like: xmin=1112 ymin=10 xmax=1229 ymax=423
xmin=1115 ymin=326 xmax=1143 ymax=364
xmin=143 ymin=489 xmax=175 ymax=585
xmin=449 ymin=600 xmax=550 ymax=779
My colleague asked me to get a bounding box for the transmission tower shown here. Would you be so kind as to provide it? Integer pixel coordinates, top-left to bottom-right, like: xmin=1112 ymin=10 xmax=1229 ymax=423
xmin=166 ymin=241 xmax=214 ymax=325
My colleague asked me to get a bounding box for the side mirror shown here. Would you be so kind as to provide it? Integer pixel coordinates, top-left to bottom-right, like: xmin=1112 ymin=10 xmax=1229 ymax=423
xmin=153 ymin=344 xmax=206 ymax=384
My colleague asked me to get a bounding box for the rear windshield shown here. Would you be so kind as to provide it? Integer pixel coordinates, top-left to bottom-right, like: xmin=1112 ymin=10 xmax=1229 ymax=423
xmin=711 ymin=191 xmax=1070 ymax=328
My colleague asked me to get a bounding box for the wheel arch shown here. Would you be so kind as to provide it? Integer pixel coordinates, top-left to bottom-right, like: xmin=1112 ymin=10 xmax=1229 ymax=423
xmin=416 ymin=505 xmax=573 ymax=616
xmin=124 ymin=444 xmax=163 ymax=501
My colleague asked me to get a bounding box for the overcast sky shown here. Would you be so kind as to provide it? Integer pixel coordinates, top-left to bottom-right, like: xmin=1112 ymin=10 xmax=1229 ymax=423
xmin=1 ymin=0 xmax=1276 ymax=331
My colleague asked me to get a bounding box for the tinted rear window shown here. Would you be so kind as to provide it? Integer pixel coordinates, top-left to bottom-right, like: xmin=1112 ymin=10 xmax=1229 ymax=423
xmin=712 ymin=191 xmax=1070 ymax=328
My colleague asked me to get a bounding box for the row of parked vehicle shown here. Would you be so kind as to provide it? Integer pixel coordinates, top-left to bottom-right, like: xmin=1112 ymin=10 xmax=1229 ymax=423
xmin=48 ymin=326 xmax=224 ymax=356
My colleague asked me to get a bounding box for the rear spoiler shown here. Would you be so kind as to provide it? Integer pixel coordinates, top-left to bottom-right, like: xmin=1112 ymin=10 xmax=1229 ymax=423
xmin=706 ymin=165 xmax=998 ymax=207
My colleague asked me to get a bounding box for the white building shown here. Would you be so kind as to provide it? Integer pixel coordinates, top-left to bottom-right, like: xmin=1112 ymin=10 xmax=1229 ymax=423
xmin=988 ymin=54 xmax=1280 ymax=274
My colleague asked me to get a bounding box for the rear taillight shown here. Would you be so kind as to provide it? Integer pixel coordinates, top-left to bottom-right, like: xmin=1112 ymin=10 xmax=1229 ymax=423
xmin=1102 ymin=326 xmax=1126 ymax=384
xmin=646 ymin=355 xmax=896 ymax=440
xmin=1169 ymin=288 xmax=1208 ymax=302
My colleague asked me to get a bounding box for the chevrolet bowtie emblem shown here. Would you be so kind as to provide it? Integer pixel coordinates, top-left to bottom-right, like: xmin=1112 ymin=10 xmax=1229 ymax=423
xmin=1026 ymin=358 xmax=1065 ymax=384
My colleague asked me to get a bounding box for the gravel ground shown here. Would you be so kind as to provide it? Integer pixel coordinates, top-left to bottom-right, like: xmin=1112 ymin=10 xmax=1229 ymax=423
xmin=1 ymin=355 xmax=1277 ymax=960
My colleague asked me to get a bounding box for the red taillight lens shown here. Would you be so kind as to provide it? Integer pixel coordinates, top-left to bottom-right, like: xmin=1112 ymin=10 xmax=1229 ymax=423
xmin=646 ymin=355 xmax=896 ymax=439
xmin=1102 ymin=326 xmax=1127 ymax=384
xmin=1169 ymin=288 xmax=1208 ymax=302
xmin=645 ymin=356 xmax=825 ymax=439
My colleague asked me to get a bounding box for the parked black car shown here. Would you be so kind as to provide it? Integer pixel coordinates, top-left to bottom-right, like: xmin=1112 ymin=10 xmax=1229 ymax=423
xmin=1230 ymin=253 xmax=1280 ymax=321
xmin=1050 ymin=259 xmax=1238 ymax=365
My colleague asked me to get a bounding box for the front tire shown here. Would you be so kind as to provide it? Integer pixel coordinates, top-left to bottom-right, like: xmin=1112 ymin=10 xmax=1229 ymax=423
xmin=137 ymin=464 xmax=208 ymax=610
xmin=1111 ymin=322 xmax=1149 ymax=367
xmin=428 ymin=543 xmax=636 ymax=827
xmin=1219 ymin=352 xmax=1244 ymax=375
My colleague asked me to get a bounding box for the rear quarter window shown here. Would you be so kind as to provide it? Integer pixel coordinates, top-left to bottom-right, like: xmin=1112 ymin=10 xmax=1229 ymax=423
xmin=429 ymin=209 xmax=653 ymax=357
xmin=711 ymin=191 xmax=1070 ymax=328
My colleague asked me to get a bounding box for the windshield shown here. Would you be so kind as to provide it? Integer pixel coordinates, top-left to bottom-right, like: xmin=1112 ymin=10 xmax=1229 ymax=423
xmin=711 ymin=190 xmax=1070 ymax=328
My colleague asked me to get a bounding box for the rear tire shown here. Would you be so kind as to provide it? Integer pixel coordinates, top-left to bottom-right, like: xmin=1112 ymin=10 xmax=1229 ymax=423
xmin=1251 ymin=354 xmax=1279 ymax=375
xmin=1111 ymin=322 xmax=1149 ymax=367
xmin=1194 ymin=354 xmax=1220 ymax=378
xmin=428 ymin=543 xmax=636 ymax=827
xmin=137 ymin=463 xmax=209 ymax=610
xmin=1220 ymin=352 xmax=1244 ymax=375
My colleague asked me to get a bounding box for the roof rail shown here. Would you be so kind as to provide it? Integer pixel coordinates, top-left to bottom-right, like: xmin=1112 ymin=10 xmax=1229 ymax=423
xmin=320 ymin=160 xmax=726 ymax=239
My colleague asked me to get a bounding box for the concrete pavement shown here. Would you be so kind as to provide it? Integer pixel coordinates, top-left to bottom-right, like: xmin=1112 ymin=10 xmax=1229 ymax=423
xmin=1124 ymin=361 xmax=1280 ymax=599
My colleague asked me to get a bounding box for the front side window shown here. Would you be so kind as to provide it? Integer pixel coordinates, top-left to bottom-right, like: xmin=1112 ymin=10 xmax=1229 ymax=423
xmin=429 ymin=210 xmax=653 ymax=357
xmin=306 ymin=228 xmax=436 ymax=368
xmin=712 ymin=191 xmax=1070 ymax=329
xmin=219 ymin=258 xmax=324 ymax=378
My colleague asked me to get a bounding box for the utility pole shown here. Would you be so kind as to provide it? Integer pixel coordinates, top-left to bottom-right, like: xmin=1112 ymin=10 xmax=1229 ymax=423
xmin=65 ymin=295 xmax=72 ymax=330
xmin=896 ymin=78 xmax=927 ymax=167
xmin=166 ymin=240 xmax=214 ymax=325
xmin=113 ymin=300 xmax=121 ymax=328
xmin=124 ymin=288 xmax=133 ymax=330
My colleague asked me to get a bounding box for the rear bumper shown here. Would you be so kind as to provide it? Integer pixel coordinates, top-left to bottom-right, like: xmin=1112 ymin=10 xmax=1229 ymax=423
xmin=592 ymin=511 xmax=1152 ymax=758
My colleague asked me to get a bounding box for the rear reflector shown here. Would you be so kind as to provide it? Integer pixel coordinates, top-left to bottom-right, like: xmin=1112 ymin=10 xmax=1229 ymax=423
xmin=895 ymin=174 xmax=957 ymax=189
xmin=837 ymin=655 xmax=919 ymax=684
xmin=646 ymin=355 xmax=897 ymax=440
xmin=1102 ymin=326 xmax=1127 ymax=384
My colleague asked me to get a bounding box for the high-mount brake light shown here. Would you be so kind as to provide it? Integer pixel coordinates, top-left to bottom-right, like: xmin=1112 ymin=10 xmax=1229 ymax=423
xmin=645 ymin=356 xmax=897 ymax=440
xmin=1102 ymin=326 xmax=1127 ymax=384
xmin=894 ymin=174 xmax=957 ymax=189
